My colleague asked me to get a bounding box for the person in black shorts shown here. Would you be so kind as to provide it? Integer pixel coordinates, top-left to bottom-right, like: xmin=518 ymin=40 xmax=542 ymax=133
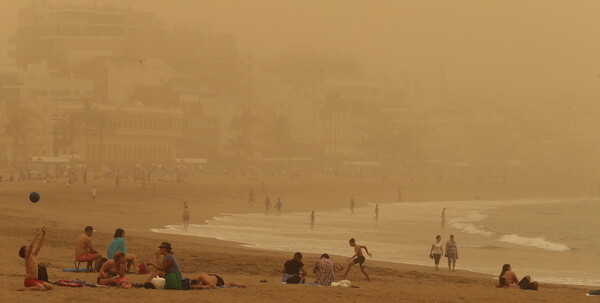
xmin=342 ymin=238 xmax=372 ymax=281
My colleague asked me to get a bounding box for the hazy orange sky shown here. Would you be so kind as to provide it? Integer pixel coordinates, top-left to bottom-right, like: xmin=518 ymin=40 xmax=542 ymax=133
xmin=1 ymin=0 xmax=599 ymax=104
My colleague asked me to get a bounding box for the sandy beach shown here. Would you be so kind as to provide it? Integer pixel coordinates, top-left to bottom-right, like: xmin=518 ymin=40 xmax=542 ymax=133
xmin=0 ymin=176 xmax=594 ymax=303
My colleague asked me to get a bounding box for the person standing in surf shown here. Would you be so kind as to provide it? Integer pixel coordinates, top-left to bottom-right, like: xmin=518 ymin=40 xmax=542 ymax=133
xmin=182 ymin=202 xmax=191 ymax=228
xmin=275 ymin=197 xmax=283 ymax=215
xmin=441 ymin=207 xmax=446 ymax=227
xmin=309 ymin=211 xmax=316 ymax=228
xmin=350 ymin=198 xmax=355 ymax=214
xmin=264 ymin=195 xmax=271 ymax=214
xmin=373 ymin=204 xmax=379 ymax=221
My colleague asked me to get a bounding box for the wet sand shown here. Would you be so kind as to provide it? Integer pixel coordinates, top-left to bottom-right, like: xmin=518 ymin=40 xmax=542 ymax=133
xmin=0 ymin=176 xmax=593 ymax=302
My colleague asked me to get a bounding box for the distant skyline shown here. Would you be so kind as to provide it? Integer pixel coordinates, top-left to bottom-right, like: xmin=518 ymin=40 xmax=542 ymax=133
xmin=1 ymin=0 xmax=599 ymax=105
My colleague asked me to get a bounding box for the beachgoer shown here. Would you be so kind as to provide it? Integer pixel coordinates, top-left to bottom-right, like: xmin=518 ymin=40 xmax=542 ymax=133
xmin=429 ymin=235 xmax=444 ymax=271
xmin=248 ymin=188 xmax=255 ymax=205
xmin=275 ymin=198 xmax=282 ymax=215
xmin=91 ymin=186 xmax=97 ymax=202
xmin=281 ymin=252 xmax=307 ymax=284
xmin=342 ymin=238 xmax=372 ymax=281
xmin=115 ymin=174 xmax=120 ymax=190
xmin=190 ymin=274 xmax=246 ymax=289
xmin=145 ymin=242 xmax=182 ymax=289
xmin=264 ymin=196 xmax=271 ymax=214
xmin=313 ymin=253 xmax=336 ymax=286
xmin=107 ymin=228 xmax=137 ymax=273
xmin=498 ymin=264 xmax=538 ymax=290
xmin=397 ymin=187 xmax=402 ymax=201
xmin=183 ymin=202 xmax=191 ymax=228
xmin=310 ymin=211 xmax=316 ymax=227
xmin=445 ymin=234 xmax=458 ymax=271
xmin=75 ymin=226 xmax=103 ymax=272
xmin=17 ymin=227 xmax=53 ymax=291
xmin=373 ymin=204 xmax=379 ymax=221
xmin=350 ymin=198 xmax=355 ymax=214
xmin=441 ymin=208 xmax=446 ymax=227
xmin=97 ymin=251 xmax=131 ymax=288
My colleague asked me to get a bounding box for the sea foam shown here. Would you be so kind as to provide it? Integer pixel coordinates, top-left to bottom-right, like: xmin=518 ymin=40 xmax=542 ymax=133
xmin=498 ymin=234 xmax=570 ymax=252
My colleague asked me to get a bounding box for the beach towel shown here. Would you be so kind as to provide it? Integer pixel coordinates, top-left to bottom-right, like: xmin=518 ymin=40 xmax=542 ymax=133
xmin=62 ymin=268 xmax=88 ymax=272
xmin=54 ymin=279 xmax=96 ymax=287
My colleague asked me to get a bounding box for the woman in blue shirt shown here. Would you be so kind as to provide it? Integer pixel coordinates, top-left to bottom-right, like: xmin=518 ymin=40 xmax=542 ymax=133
xmin=107 ymin=228 xmax=137 ymax=273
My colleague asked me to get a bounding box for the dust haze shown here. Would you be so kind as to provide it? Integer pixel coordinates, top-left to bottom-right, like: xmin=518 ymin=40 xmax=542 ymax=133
xmin=1 ymin=0 xmax=600 ymax=184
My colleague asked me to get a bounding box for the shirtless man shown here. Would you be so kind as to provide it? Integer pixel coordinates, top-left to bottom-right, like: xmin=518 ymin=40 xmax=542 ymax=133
xmin=17 ymin=227 xmax=53 ymax=291
xmin=75 ymin=226 xmax=103 ymax=272
xmin=342 ymin=238 xmax=372 ymax=281
xmin=182 ymin=202 xmax=191 ymax=228
xmin=264 ymin=196 xmax=271 ymax=214
xmin=190 ymin=273 xmax=246 ymax=289
xmin=441 ymin=207 xmax=446 ymax=227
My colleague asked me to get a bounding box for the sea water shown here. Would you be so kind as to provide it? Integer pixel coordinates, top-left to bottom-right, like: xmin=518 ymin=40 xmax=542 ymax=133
xmin=152 ymin=197 xmax=600 ymax=286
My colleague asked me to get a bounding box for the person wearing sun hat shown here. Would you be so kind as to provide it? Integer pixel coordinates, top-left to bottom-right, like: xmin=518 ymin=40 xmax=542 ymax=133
xmin=144 ymin=242 xmax=182 ymax=289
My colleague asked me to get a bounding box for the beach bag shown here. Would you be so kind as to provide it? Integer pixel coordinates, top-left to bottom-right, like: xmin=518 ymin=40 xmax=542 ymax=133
xmin=286 ymin=274 xmax=302 ymax=284
xmin=181 ymin=277 xmax=190 ymax=290
xmin=138 ymin=263 xmax=148 ymax=274
xmin=151 ymin=277 xmax=166 ymax=289
xmin=37 ymin=265 xmax=49 ymax=282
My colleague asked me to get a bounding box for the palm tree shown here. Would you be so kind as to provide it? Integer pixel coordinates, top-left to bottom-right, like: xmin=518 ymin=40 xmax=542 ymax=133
xmin=264 ymin=115 xmax=293 ymax=158
xmin=228 ymin=109 xmax=258 ymax=160
xmin=71 ymin=102 xmax=115 ymax=164
xmin=4 ymin=114 xmax=33 ymax=167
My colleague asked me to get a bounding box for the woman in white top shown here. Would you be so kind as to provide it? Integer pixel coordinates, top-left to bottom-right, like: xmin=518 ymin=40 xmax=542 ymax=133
xmin=429 ymin=235 xmax=444 ymax=271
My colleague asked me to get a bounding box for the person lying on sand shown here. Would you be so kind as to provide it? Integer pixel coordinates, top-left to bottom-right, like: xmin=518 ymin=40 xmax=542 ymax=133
xmin=98 ymin=251 xmax=132 ymax=288
xmin=144 ymin=242 xmax=182 ymax=290
xmin=498 ymin=264 xmax=538 ymax=290
xmin=189 ymin=274 xmax=246 ymax=289
xmin=74 ymin=226 xmax=103 ymax=272
xmin=17 ymin=227 xmax=53 ymax=291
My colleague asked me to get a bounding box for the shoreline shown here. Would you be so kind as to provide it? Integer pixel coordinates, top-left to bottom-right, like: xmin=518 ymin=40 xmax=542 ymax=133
xmin=149 ymin=195 xmax=595 ymax=287
xmin=0 ymin=177 xmax=595 ymax=302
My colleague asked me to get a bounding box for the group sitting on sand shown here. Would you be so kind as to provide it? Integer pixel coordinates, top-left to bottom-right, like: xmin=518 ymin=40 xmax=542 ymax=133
xmin=18 ymin=226 xmax=246 ymax=291
xmin=18 ymin=226 xmax=539 ymax=292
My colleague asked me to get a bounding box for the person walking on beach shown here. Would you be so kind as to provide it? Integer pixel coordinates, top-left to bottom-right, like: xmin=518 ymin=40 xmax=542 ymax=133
xmin=275 ymin=197 xmax=282 ymax=215
xmin=309 ymin=211 xmax=316 ymax=228
xmin=445 ymin=234 xmax=458 ymax=271
xmin=264 ymin=196 xmax=271 ymax=214
xmin=17 ymin=227 xmax=53 ymax=291
xmin=429 ymin=235 xmax=444 ymax=271
xmin=91 ymin=186 xmax=97 ymax=202
xmin=441 ymin=207 xmax=446 ymax=227
xmin=350 ymin=198 xmax=355 ymax=214
xmin=248 ymin=188 xmax=255 ymax=206
xmin=115 ymin=174 xmax=120 ymax=191
xmin=183 ymin=202 xmax=191 ymax=228
xmin=342 ymin=238 xmax=372 ymax=281
xmin=373 ymin=204 xmax=379 ymax=221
